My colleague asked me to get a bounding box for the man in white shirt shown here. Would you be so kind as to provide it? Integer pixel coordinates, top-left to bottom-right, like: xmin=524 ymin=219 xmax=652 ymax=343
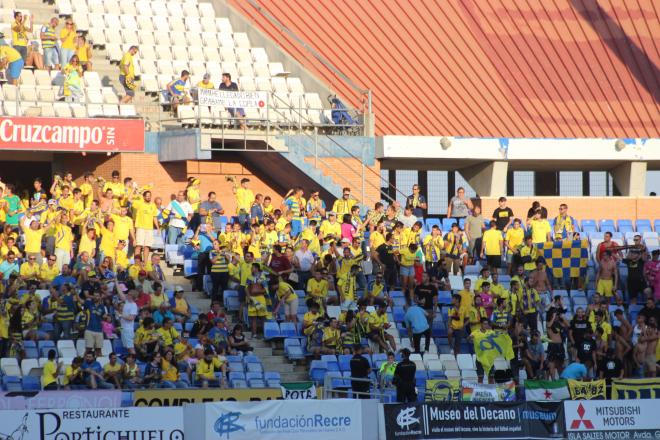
xmin=165 ymin=191 xmax=193 ymax=245
xmin=118 ymin=287 xmax=139 ymax=355
xmin=293 ymin=239 xmax=315 ymax=290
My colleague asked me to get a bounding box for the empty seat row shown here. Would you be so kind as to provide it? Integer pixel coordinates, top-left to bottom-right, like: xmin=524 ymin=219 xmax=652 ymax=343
xmin=75 ymin=13 xmax=238 ymax=37
xmin=0 ymin=102 xmax=136 ymax=118
xmin=67 ymin=0 xmax=217 ymax=19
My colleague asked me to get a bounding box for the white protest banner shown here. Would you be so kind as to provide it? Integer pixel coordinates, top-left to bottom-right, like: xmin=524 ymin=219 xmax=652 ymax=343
xmin=564 ymin=400 xmax=658 ymax=440
xmin=0 ymin=407 xmax=184 ymax=440
xmin=205 ymin=399 xmax=363 ymax=440
xmin=280 ymin=382 xmax=317 ymax=399
xmin=198 ymin=89 xmax=268 ymax=109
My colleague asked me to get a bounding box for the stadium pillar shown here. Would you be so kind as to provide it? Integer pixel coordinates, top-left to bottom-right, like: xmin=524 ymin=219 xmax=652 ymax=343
xmin=460 ymin=161 xmax=508 ymax=197
xmin=611 ymin=161 xmax=647 ymax=196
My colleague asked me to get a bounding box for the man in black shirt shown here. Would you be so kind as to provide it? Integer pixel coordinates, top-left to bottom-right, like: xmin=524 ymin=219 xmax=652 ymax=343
xmin=376 ymin=233 xmax=398 ymax=290
xmin=569 ymin=308 xmax=589 ymax=355
xmin=491 ymin=197 xmax=514 ymax=231
xmin=218 ymin=72 xmax=245 ymax=128
xmin=639 ymin=298 xmax=660 ymax=324
xmin=623 ymin=250 xmax=646 ymax=301
xmin=393 ymin=348 xmax=417 ymax=403
xmin=414 ymin=273 xmax=438 ymax=322
xmin=576 ymin=327 xmax=597 ymax=376
xmin=599 ymin=348 xmax=623 ymax=384
xmin=349 ymin=344 xmax=371 ymax=399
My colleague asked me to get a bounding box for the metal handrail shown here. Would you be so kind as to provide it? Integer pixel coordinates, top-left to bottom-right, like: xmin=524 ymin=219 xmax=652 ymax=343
xmin=244 ymin=0 xmax=372 ymax=113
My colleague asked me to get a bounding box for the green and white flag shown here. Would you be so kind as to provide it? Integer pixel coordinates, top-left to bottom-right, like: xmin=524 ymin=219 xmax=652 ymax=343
xmin=524 ymin=379 xmax=570 ymax=401
xmin=280 ymin=382 xmax=317 ymax=399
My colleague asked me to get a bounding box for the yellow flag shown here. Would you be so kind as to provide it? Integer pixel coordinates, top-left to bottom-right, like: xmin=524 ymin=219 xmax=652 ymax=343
xmin=568 ymin=379 xmax=606 ymax=400
xmin=425 ymin=379 xmax=461 ymax=401
xmin=472 ymin=330 xmax=514 ymax=375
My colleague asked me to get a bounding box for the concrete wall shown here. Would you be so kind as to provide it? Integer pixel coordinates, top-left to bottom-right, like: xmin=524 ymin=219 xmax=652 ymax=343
xmin=478 ymin=197 xmax=660 ymax=223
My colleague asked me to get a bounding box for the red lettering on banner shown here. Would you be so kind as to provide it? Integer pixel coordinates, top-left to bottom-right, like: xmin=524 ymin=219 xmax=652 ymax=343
xmin=0 ymin=117 xmax=144 ymax=152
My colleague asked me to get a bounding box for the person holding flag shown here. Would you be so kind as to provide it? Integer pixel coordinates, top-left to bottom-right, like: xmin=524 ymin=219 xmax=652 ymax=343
xmin=470 ymin=317 xmax=514 ymax=380
xmin=164 ymin=191 xmax=193 ymax=245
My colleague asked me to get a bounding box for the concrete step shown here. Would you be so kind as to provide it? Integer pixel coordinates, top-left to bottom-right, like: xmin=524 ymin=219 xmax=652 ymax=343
xmin=280 ymin=372 xmax=310 ymax=382
xmin=252 ymin=347 xmax=272 ymax=357
xmin=262 ymin=361 xmax=294 ymax=373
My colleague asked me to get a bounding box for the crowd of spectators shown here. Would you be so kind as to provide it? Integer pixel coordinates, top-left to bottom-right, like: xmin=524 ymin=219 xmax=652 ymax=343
xmin=1 ymin=14 xmax=92 ymax=92
xmin=0 ymin=171 xmax=658 ymax=391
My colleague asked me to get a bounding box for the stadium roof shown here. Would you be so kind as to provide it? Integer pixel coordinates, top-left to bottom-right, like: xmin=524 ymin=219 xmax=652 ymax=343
xmin=232 ymin=0 xmax=660 ymax=138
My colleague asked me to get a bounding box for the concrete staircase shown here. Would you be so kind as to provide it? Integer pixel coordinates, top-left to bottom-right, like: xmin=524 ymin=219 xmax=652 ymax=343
xmin=162 ymin=264 xmax=309 ymax=382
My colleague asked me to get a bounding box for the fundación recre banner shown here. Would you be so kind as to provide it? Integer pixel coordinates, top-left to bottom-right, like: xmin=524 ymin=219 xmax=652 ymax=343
xmin=197 ymin=89 xmax=268 ymax=109
xmin=203 ymin=398 xmax=363 ymax=440
xmin=0 ymin=117 xmax=145 ymax=152
xmin=380 ymin=401 xmax=565 ymax=440
xmin=564 ymin=400 xmax=660 ymax=440
xmin=0 ymin=407 xmax=184 ymax=440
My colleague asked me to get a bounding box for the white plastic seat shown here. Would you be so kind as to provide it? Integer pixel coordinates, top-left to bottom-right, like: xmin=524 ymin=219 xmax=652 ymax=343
xmin=218 ymin=32 xmax=234 ymax=48
xmin=88 ymin=28 xmax=106 ymax=46
xmin=105 ymin=43 xmax=123 ymax=62
xmin=70 ymin=104 xmax=87 ymax=118
xmin=104 ymin=15 xmax=121 ymax=30
xmin=151 ymin=1 xmax=167 ymax=16
xmin=202 ymin=32 xmax=219 ymax=48
xmin=53 ymin=102 xmax=72 ymax=117
xmin=152 ymin=16 xmax=169 ymax=32
xmin=426 ymin=359 xmax=444 ymax=372
xmin=185 ymin=17 xmax=201 ymax=32
xmin=457 ymin=353 xmax=475 ymax=370
xmin=122 ymin=30 xmax=140 ymax=46
xmin=157 ymin=60 xmax=175 ymax=76
xmin=221 ymin=63 xmax=238 ymax=80
xmin=87 ymin=104 xmax=104 ymax=117
xmin=255 ymin=77 xmax=272 ymax=92
xmin=220 ymin=47 xmax=236 ymax=63
xmin=169 ymin=18 xmax=186 ymax=33
xmin=167 ymin=2 xmax=183 ymax=17
xmin=39 ymin=102 xmax=56 ymax=117
xmin=199 ymin=16 xmax=215 ymax=33
xmin=251 ymin=47 xmax=268 ymax=64
xmin=445 ymin=369 xmax=461 ymax=379
xmin=20 ymin=69 xmax=36 ymax=86
xmin=171 ymin=46 xmax=189 ymax=62
xmin=120 ymin=15 xmax=138 ymax=31
xmin=254 ymin=63 xmax=270 ymax=78
xmin=34 ymin=70 xmax=52 ymax=86
xmin=268 ymin=62 xmax=285 ymax=76
xmin=305 ymin=92 xmax=324 ymax=109
xmin=237 ymin=62 xmax=254 ymax=78
xmin=138 ymin=60 xmax=157 ymax=76
xmin=2 ymin=84 xmax=17 ymax=100
xmin=119 ymin=104 xmax=137 ymax=117
xmin=83 ymin=71 xmax=102 ymax=88
xmin=177 ymin=105 xmax=196 ymax=123
xmin=216 ymin=17 xmax=232 ymax=33
xmin=141 ymin=74 xmax=159 ymax=93
xmin=239 ymin=77 xmax=256 ymax=91
xmin=138 ymin=32 xmax=155 ymax=47
xmin=55 ymin=0 xmax=72 ymax=15
xmin=198 ymin=3 xmax=215 ymax=18
xmin=461 ymin=369 xmax=479 ymax=381
xmin=89 ymin=1 xmax=104 ymax=14
xmin=173 ymin=60 xmax=189 ymax=76
xmin=288 ymin=77 xmax=305 ymax=93
xmin=102 ymin=88 xmax=119 ymax=104
xmin=21 ymin=359 xmax=40 ymax=377
xmin=157 ymin=74 xmax=173 ymax=91
xmin=235 ymin=48 xmax=252 ymax=63
xmin=120 ymin=2 xmax=137 ymax=15
xmin=271 ymin=77 xmax=288 ymax=93
xmin=86 ymin=88 xmax=104 ymax=104
xmin=138 ymin=15 xmax=153 ymax=31
xmin=233 ymin=32 xmax=251 ymax=48
xmin=186 ymin=32 xmax=203 ymax=48
xmin=189 ymin=60 xmax=206 ymax=76
xmin=139 ymin=46 xmax=157 ymax=61
xmin=19 ymin=86 xmax=37 ymax=102
xmin=203 ymin=46 xmax=221 ymax=63
xmin=1 ymin=357 xmax=20 ymax=374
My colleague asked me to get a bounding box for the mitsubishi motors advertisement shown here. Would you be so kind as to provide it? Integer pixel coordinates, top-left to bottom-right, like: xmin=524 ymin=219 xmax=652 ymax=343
xmin=0 ymin=117 xmax=144 ymax=152
xmin=564 ymin=400 xmax=660 ymax=440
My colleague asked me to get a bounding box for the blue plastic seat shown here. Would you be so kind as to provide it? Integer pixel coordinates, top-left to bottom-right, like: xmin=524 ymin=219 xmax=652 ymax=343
xmin=264 ymin=321 xmax=282 ymax=340
xmin=249 ymin=379 xmax=266 ymax=388
xmin=280 ymin=322 xmax=298 ymax=338
xmin=264 ymin=371 xmax=281 ymax=382
xmin=338 ymin=354 xmax=352 ymax=372
xmin=232 ymin=379 xmax=248 ymax=388
xmin=654 ymin=220 xmax=660 ymax=232
xmin=617 ymin=219 xmax=633 ymax=233
xmin=581 ymin=219 xmax=596 ymax=232
xmin=22 ymin=376 xmax=40 ymax=391
xmin=228 ymin=362 xmax=244 ymax=372
xmin=246 ymin=371 xmax=263 ymax=382
xmin=425 ymin=218 xmax=441 ymax=232
xmin=223 ymin=290 xmax=240 ymax=311
xmin=393 ymin=306 xmax=405 ymax=323
xmin=321 ymin=355 xmax=339 ymax=371
xmin=309 ymin=360 xmax=327 ymax=383
xmin=247 ymin=363 xmax=263 ymax=373
xmin=599 ymin=219 xmax=616 ymax=232
xmin=228 ymin=371 xmax=246 ymax=384
xmin=636 ymin=219 xmax=652 ymax=232
xmin=437 ymin=291 xmax=452 ymax=305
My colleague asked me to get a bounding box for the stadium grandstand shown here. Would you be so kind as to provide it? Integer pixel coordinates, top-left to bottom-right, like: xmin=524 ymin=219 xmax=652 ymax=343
xmin=0 ymin=0 xmax=658 ymax=439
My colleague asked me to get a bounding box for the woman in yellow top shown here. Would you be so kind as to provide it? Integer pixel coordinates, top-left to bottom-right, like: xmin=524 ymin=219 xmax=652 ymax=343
xmin=0 ymin=45 xmax=24 ymax=85
xmin=59 ymin=19 xmax=77 ymax=64
xmin=75 ymin=35 xmax=92 ymax=71
xmin=41 ymin=349 xmax=61 ymax=390
xmin=186 ymin=178 xmax=201 ymax=212
xmin=22 ymin=216 xmax=54 ymax=263
xmin=397 ymin=243 xmax=419 ymax=299
xmin=97 ymin=219 xmax=117 ymax=263
xmin=62 ymin=55 xmax=84 ymax=101
xmin=11 ymin=11 xmax=32 ymax=59
xmin=78 ymin=223 xmax=98 ymax=259
xmin=274 ymin=279 xmax=298 ymax=324
xmin=161 ymin=350 xmax=189 ymax=388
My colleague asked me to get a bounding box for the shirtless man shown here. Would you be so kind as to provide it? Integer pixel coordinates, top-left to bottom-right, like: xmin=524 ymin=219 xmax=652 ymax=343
xmin=641 ymin=317 xmax=658 ymax=377
xmin=529 ymin=259 xmax=552 ymax=310
xmin=596 ymin=251 xmax=619 ymax=300
xmin=596 ymin=232 xmax=621 ymax=263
